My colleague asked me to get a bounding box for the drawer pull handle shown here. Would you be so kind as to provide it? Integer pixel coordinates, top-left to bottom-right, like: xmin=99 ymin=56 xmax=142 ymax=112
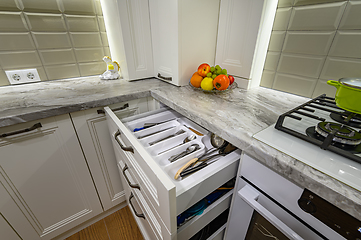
xmin=158 ymin=73 xmax=172 ymax=81
xmin=97 ymin=103 xmax=129 ymax=114
xmin=122 ymin=164 xmax=140 ymax=190
xmin=114 ymin=130 xmax=134 ymax=154
xmin=129 ymin=192 xmax=145 ymax=219
xmin=0 ymin=122 xmax=42 ymax=138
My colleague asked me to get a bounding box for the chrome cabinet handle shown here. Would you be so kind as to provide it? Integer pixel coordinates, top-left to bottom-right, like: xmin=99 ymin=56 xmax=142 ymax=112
xmin=122 ymin=164 xmax=140 ymax=190
xmin=129 ymin=192 xmax=145 ymax=219
xmin=158 ymin=73 xmax=172 ymax=81
xmin=0 ymin=122 xmax=42 ymax=138
xmin=114 ymin=130 xmax=134 ymax=153
xmin=97 ymin=103 xmax=129 ymax=114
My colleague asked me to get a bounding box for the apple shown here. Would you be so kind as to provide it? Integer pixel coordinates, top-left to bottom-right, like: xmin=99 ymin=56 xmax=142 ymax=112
xmin=197 ymin=63 xmax=211 ymax=77
xmin=228 ymin=75 xmax=235 ymax=85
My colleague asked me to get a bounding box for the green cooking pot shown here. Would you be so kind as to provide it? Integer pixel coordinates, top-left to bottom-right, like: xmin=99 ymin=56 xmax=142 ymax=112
xmin=327 ymin=78 xmax=361 ymax=114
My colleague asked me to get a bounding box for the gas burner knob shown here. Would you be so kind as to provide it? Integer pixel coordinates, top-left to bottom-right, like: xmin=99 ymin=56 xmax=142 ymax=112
xmin=298 ymin=197 xmax=317 ymax=214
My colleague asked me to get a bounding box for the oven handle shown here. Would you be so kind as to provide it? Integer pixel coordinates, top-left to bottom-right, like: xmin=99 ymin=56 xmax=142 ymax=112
xmin=238 ymin=185 xmax=304 ymax=240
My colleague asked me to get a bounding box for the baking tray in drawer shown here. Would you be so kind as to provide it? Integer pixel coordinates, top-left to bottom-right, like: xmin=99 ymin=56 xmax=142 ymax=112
xmin=105 ymin=106 xmax=241 ymax=236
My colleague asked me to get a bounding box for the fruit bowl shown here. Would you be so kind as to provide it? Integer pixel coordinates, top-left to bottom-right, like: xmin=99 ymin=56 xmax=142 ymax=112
xmin=189 ymin=81 xmax=238 ymax=93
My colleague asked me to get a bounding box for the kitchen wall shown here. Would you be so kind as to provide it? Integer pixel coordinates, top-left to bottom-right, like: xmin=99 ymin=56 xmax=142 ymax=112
xmin=260 ymin=0 xmax=361 ymax=98
xmin=0 ymin=0 xmax=109 ymax=86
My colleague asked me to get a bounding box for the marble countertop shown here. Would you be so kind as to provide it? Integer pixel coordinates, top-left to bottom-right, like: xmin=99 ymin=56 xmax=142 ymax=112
xmin=1 ymin=76 xmax=360 ymax=221
xmin=0 ymin=76 xmax=167 ymax=127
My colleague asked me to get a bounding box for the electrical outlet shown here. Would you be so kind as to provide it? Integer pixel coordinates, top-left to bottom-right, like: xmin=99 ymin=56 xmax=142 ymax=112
xmin=5 ymin=69 xmax=41 ymax=85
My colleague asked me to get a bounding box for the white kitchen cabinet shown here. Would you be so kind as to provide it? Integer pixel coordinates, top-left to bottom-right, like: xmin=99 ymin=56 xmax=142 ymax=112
xmin=105 ymin=106 xmax=241 ymax=239
xmin=100 ymin=0 xmax=154 ymax=80
xmin=0 ymin=215 xmax=20 ymax=240
xmin=70 ymin=97 xmax=157 ymax=211
xmin=0 ymin=114 xmax=102 ymax=240
xmin=149 ymin=0 xmax=221 ymax=86
xmin=215 ymin=0 xmax=267 ymax=87
xmin=0 ymin=182 xmax=38 ymax=240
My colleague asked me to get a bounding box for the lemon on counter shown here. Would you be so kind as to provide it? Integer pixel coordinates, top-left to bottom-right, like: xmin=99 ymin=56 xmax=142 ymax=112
xmin=201 ymin=77 xmax=214 ymax=91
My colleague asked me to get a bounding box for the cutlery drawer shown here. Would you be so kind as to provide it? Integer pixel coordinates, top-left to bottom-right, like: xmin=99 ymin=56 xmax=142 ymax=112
xmin=105 ymin=106 xmax=241 ymax=238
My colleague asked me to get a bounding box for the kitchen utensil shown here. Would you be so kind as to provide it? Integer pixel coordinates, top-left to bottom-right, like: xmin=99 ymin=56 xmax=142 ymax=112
xmin=183 ymin=125 xmax=204 ymax=136
xmin=137 ymin=126 xmax=175 ymax=139
xmin=179 ymin=144 xmax=237 ymax=178
xmin=158 ymin=134 xmax=197 ymax=155
xmin=174 ymin=133 xmax=227 ymax=179
xmin=148 ymin=129 xmax=185 ymax=146
xmin=327 ymin=78 xmax=361 ymax=114
xmin=133 ymin=118 xmax=177 ymax=132
xmin=168 ymin=144 xmax=200 ymax=162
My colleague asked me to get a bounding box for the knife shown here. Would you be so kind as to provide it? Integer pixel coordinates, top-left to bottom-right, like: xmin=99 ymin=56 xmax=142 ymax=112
xmin=137 ymin=126 xmax=176 ymax=139
xmin=133 ymin=118 xmax=177 ymax=132
xmin=148 ymin=129 xmax=186 ymax=146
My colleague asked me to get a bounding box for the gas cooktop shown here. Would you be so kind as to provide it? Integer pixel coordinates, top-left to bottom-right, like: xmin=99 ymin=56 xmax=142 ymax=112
xmin=254 ymin=94 xmax=361 ymax=192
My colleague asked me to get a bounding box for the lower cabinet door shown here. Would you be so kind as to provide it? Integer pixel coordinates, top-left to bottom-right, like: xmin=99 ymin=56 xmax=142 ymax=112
xmin=0 ymin=114 xmax=102 ymax=240
xmin=70 ymin=98 xmax=152 ymax=211
xmin=0 ymin=182 xmax=38 ymax=240
xmin=0 ymin=215 xmax=21 ymax=240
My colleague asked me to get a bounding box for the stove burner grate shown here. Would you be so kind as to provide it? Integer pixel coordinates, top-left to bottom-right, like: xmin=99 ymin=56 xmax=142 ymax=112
xmin=315 ymin=122 xmax=361 ymax=146
xmin=330 ymin=112 xmax=361 ymax=128
xmin=306 ymin=127 xmax=361 ymax=154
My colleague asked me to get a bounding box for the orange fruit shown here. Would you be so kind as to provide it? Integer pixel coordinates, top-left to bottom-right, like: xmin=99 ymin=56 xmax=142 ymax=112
xmin=192 ymin=71 xmax=199 ymax=77
xmin=190 ymin=72 xmax=203 ymax=88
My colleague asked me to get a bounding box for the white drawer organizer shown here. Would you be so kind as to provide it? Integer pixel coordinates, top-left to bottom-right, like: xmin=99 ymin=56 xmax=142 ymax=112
xmin=105 ymin=107 xmax=241 ymax=240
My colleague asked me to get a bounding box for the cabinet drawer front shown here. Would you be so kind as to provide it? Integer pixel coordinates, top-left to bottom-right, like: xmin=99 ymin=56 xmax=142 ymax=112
xmin=105 ymin=106 xmax=241 ymax=235
xmin=106 ymin=107 xmax=177 ymax=232
xmin=118 ymin=161 xmax=163 ymax=240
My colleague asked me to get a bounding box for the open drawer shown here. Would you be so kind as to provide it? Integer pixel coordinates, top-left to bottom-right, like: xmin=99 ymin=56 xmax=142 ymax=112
xmin=105 ymin=106 xmax=240 ymax=239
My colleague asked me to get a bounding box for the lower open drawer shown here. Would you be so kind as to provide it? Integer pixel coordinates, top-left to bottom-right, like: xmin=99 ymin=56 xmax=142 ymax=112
xmin=105 ymin=106 xmax=240 ymax=239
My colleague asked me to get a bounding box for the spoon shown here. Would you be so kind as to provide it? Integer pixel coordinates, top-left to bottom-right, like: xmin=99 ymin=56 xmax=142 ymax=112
xmin=168 ymin=144 xmax=200 ymax=162
xmin=157 ymin=134 xmax=196 ymax=155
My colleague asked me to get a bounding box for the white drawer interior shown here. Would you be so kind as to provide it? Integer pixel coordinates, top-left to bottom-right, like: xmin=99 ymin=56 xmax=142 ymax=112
xmin=177 ymin=189 xmax=233 ymax=240
xmin=122 ymin=109 xmax=237 ymax=181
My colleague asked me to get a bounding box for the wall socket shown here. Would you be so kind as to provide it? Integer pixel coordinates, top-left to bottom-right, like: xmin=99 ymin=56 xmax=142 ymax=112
xmin=5 ymin=69 xmax=41 ymax=85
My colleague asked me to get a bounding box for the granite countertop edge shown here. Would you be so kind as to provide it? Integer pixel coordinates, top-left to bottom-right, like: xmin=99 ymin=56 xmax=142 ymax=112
xmin=1 ymin=76 xmax=360 ymax=221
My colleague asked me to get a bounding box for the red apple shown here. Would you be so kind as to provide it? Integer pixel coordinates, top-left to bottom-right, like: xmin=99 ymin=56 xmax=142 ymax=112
xmin=228 ymin=75 xmax=235 ymax=85
xmin=197 ymin=63 xmax=211 ymax=77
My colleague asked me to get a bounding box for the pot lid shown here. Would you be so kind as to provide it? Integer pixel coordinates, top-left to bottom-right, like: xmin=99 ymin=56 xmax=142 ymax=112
xmin=339 ymin=78 xmax=361 ymax=89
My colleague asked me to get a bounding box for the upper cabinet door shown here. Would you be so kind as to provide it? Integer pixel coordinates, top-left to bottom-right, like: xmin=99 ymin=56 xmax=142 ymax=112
xmin=0 ymin=114 xmax=102 ymax=240
xmin=101 ymin=0 xmax=154 ymax=80
xmin=149 ymin=0 xmax=220 ymax=86
xmin=215 ymin=0 xmax=265 ymax=80
xmin=149 ymin=0 xmax=179 ymax=84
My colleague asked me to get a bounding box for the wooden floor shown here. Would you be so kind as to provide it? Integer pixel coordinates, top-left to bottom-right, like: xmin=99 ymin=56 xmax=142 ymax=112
xmin=66 ymin=206 xmax=143 ymax=240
